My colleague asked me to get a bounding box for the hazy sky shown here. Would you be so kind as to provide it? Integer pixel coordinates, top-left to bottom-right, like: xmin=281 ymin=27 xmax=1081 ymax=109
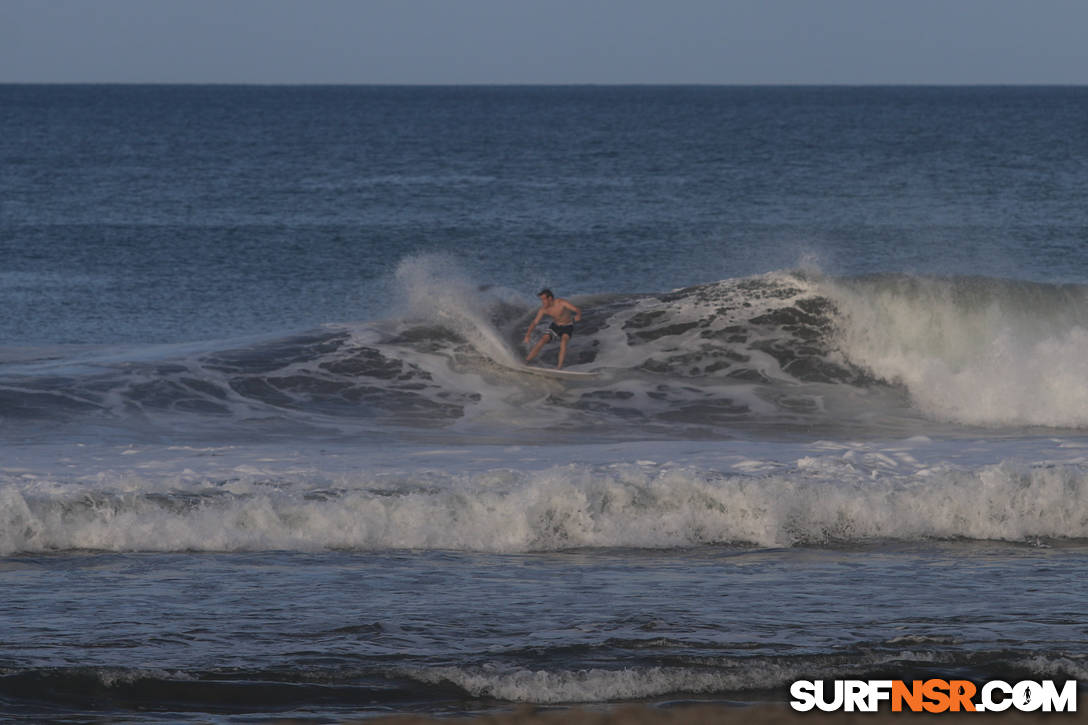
xmin=3 ymin=0 xmax=1086 ymax=84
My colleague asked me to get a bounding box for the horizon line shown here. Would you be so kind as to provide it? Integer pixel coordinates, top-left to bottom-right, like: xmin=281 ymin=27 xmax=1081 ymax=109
xmin=2 ymin=81 xmax=1086 ymax=88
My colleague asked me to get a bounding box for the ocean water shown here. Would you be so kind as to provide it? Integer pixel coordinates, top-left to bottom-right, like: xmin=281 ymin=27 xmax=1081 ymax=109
xmin=1 ymin=85 xmax=1087 ymax=722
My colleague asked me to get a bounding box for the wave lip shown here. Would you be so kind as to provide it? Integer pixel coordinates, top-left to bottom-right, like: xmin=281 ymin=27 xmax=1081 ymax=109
xmin=3 ymin=457 xmax=1086 ymax=555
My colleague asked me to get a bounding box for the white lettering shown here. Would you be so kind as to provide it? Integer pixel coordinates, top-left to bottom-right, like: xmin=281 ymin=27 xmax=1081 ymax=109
xmin=789 ymin=680 xmax=816 ymax=712
xmin=816 ymin=680 xmax=844 ymax=712
xmin=844 ymin=680 xmax=868 ymax=711
xmin=982 ymin=680 xmax=1013 ymax=712
xmin=792 ymin=677 xmax=1078 ymax=713
xmin=1013 ymin=680 xmax=1043 ymax=711
xmin=1041 ymin=680 xmax=1077 ymax=712
xmin=867 ymin=680 xmax=893 ymax=711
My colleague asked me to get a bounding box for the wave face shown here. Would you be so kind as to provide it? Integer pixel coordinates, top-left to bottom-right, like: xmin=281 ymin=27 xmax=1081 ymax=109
xmin=4 ymin=455 xmax=1086 ymax=555
xmin=2 ymin=261 xmax=1088 ymax=439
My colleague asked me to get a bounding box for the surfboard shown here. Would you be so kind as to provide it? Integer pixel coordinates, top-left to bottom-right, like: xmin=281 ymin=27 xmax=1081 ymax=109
xmin=484 ymin=350 xmax=600 ymax=380
xmin=518 ymin=365 xmax=599 ymax=379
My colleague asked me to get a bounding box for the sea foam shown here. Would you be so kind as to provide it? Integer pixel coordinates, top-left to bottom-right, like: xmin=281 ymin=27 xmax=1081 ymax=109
xmin=3 ymin=452 xmax=1085 ymax=555
xmin=826 ymin=275 xmax=1088 ymax=428
xmin=407 ymin=649 xmax=942 ymax=703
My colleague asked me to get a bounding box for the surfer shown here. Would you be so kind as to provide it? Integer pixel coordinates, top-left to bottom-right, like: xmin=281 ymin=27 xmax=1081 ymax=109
xmin=523 ymin=288 xmax=582 ymax=369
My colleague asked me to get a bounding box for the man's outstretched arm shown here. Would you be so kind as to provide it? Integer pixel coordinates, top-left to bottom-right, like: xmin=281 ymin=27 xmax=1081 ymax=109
xmin=523 ymin=309 xmax=545 ymax=342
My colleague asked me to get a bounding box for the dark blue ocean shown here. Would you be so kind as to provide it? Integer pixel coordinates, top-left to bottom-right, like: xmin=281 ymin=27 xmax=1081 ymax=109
xmin=2 ymin=85 xmax=1087 ymax=722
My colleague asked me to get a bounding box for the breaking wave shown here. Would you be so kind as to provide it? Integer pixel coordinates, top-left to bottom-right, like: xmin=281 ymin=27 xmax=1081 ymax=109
xmin=2 ymin=257 xmax=1088 ymax=439
xmin=827 ymin=275 xmax=1088 ymax=428
xmin=3 ymin=456 xmax=1086 ymax=555
xmin=3 ymin=651 xmax=1082 ymax=711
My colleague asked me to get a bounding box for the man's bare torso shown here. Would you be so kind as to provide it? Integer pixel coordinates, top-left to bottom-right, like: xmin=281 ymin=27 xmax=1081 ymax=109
xmin=542 ymin=300 xmax=575 ymax=325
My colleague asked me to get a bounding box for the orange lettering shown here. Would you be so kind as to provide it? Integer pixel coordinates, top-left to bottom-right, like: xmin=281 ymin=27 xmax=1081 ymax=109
xmin=949 ymin=680 xmax=977 ymax=711
xmin=923 ymin=679 xmax=951 ymax=713
xmin=892 ymin=680 xmax=924 ymax=712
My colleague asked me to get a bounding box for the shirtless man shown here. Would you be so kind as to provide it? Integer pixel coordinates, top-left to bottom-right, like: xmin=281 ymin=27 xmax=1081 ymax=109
xmin=523 ymin=288 xmax=582 ymax=369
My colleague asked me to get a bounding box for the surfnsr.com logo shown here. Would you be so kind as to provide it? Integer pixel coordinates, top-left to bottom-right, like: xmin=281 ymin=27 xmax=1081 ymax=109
xmin=790 ymin=679 xmax=1077 ymax=713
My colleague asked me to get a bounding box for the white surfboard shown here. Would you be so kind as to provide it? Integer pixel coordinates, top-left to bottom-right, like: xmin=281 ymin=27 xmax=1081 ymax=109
xmin=518 ymin=365 xmax=599 ymax=379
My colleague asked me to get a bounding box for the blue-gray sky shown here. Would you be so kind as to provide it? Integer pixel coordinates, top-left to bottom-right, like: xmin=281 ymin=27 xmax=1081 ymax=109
xmin=2 ymin=0 xmax=1086 ymax=84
